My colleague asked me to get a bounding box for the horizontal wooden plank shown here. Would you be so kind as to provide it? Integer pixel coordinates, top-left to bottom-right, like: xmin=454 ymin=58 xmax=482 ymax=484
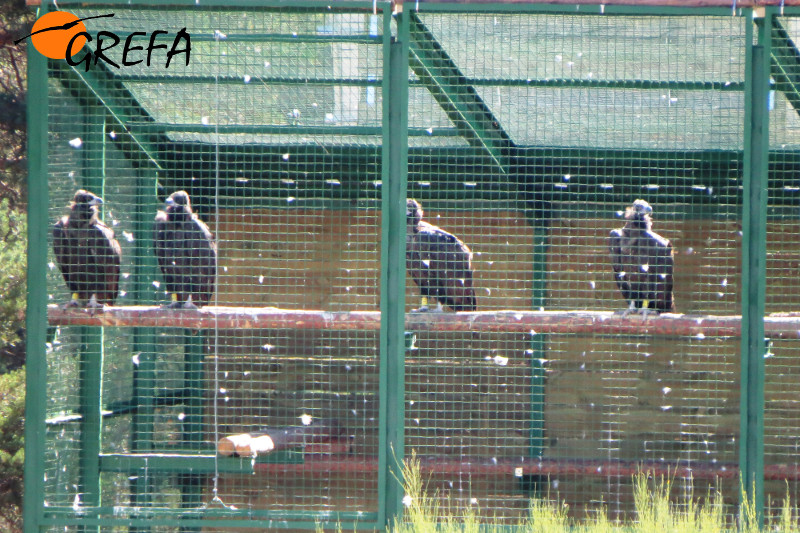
xmin=46 ymin=305 xmax=800 ymax=338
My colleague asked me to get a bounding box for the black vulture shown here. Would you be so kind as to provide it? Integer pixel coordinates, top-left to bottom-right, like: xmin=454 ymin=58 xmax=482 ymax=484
xmin=406 ymin=199 xmax=476 ymax=312
xmin=154 ymin=191 xmax=217 ymax=308
xmin=609 ymin=199 xmax=675 ymax=314
xmin=53 ymin=190 xmax=122 ymax=309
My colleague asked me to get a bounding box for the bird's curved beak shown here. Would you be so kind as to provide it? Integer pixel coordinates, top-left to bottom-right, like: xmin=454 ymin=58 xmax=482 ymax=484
xmin=90 ymin=197 xmax=103 ymax=207
xmin=165 ymin=197 xmax=175 ymax=207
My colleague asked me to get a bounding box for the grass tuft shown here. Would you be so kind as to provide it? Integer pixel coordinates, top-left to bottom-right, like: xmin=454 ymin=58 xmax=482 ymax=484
xmin=379 ymin=457 xmax=800 ymax=532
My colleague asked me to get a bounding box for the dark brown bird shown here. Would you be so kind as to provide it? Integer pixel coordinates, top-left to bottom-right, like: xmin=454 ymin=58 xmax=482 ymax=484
xmin=53 ymin=190 xmax=122 ymax=309
xmin=609 ymin=199 xmax=674 ymax=315
xmin=154 ymin=191 xmax=217 ymax=308
xmin=406 ymin=199 xmax=476 ymax=312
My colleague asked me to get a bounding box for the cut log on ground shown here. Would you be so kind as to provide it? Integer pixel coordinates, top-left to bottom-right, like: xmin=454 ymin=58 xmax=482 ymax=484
xmin=218 ymin=419 xmax=343 ymax=457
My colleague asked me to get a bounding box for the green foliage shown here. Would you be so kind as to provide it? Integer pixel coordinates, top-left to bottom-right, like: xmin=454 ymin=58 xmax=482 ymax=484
xmin=0 ymin=6 xmax=28 ymax=530
xmin=0 ymin=0 xmax=33 ymax=208
xmin=0 ymin=200 xmax=25 ymax=369
xmin=0 ymin=368 xmax=24 ymax=532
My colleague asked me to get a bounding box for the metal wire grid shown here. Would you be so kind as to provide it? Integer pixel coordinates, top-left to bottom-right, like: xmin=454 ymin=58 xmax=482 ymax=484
xmin=402 ymin=11 xmax=746 ymax=523
xmin=34 ymin=4 xmax=800 ymax=531
xmin=43 ymin=5 xmax=387 ymax=528
xmin=764 ymin=14 xmax=800 ymax=522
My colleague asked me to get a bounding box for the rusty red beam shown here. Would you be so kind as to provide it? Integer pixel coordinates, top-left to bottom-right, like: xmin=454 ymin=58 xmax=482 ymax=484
xmin=253 ymin=456 xmax=800 ymax=481
xmin=47 ymin=305 xmax=800 ymax=338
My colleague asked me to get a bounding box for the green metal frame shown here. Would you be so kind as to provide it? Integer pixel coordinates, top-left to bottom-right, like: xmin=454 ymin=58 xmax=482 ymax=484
xmin=23 ymin=4 xmax=50 ymax=532
xmin=740 ymin=7 xmax=770 ymax=525
xmin=24 ymin=0 xmax=785 ymax=530
xmin=407 ymin=11 xmax=511 ymax=173
xmin=378 ymin=8 xmax=409 ymax=527
xmin=771 ymin=17 xmax=800 ymax=117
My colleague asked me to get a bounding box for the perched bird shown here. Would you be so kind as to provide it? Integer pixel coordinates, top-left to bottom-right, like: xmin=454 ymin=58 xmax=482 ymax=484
xmin=154 ymin=191 xmax=217 ymax=308
xmin=53 ymin=190 xmax=122 ymax=309
xmin=406 ymin=199 xmax=476 ymax=312
xmin=609 ymin=199 xmax=675 ymax=315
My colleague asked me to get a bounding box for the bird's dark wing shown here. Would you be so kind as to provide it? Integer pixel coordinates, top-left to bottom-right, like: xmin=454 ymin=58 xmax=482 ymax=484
xmin=53 ymin=218 xmax=76 ymax=292
xmin=89 ymin=220 xmax=122 ymax=304
xmin=154 ymin=210 xmax=179 ymax=296
xmin=608 ymin=228 xmax=633 ymax=305
xmin=415 ymin=223 xmax=476 ymax=312
xmin=53 ymin=217 xmax=121 ymax=305
xmin=406 ymin=232 xmax=431 ymax=298
xmin=155 ymin=213 xmax=217 ymax=307
xmin=189 ymin=216 xmax=218 ymax=306
xmin=644 ymin=230 xmax=674 ymax=312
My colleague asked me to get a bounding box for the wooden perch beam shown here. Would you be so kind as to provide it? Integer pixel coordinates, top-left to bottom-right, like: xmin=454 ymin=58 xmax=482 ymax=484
xmin=47 ymin=305 xmax=800 ymax=338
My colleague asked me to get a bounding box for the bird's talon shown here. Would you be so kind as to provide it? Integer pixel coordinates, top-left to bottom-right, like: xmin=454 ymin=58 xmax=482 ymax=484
xmin=161 ymin=301 xmax=184 ymax=309
xmin=182 ymin=301 xmax=199 ymax=310
xmin=411 ymin=306 xmax=430 ymax=313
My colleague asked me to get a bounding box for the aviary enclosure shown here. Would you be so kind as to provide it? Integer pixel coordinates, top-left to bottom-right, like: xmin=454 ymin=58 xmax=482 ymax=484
xmin=23 ymin=0 xmax=800 ymax=530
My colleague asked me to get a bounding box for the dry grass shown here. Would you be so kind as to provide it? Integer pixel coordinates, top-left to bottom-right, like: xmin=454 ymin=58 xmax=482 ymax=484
xmin=372 ymin=453 xmax=800 ymax=533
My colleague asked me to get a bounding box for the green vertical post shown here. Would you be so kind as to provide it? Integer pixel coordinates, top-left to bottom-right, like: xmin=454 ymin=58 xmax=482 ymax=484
xmin=77 ymin=330 xmax=104 ymax=509
xmin=740 ymin=7 xmax=770 ymax=525
xmin=79 ymin=104 xmax=107 ymax=515
xmin=23 ymin=5 xmax=49 ymax=531
xmin=529 ymin=221 xmax=548 ymax=459
xmin=183 ymin=332 xmax=206 ymax=454
xmin=179 ymin=330 xmax=206 ymax=532
xmin=130 ymin=172 xmax=159 ymax=532
xmin=378 ymin=5 xmax=409 ymax=529
xmin=76 ymin=104 xmax=107 ymax=533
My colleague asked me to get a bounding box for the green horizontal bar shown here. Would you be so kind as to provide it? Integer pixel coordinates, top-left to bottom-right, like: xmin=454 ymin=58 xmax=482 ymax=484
xmin=148 ymin=123 xmax=383 ymax=135
xmin=44 ymin=507 xmax=376 ymax=521
xmin=40 ymin=511 xmax=378 ymax=530
xmin=56 ymin=0 xmax=384 ymax=9
xmin=86 ymin=31 xmax=382 ymax=44
xmin=58 ymin=0 xmax=738 ymax=16
xmin=99 ymin=453 xmax=258 ymax=473
xmin=46 ymin=389 xmax=194 ymax=425
xmin=117 ymin=74 xmax=744 ymax=93
xmin=467 ymin=77 xmax=745 ymax=92
xmin=120 ymin=75 xmax=381 ymax=86
xmin=136 ymin=122 xmax=458 ymax=137
xmin=413 ymin=3 xmax=744 ymax=16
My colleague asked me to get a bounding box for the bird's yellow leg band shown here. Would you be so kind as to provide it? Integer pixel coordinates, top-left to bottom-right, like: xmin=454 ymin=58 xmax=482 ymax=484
xmin=171 ymin=293 xmax=179 ymax=302
xmin=72 ymin=293 xmax=80 ymax=301
xmin=642 ymin=299 xmax=650 ymax=308
xmin=421 ymin=296 xmax=428 ymax=307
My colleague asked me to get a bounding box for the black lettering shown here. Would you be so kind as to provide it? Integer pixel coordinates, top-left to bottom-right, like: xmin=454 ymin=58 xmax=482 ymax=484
xmin=122 ymin=31 xmax=146 ymax=66
xmin=146 ymin=30 xmax=168 ymax=67
xmin=166 ymin=28 xmax=191 ymax=68
xmin=65 ymin=32 xmax=92 ymax=72
xmin=93 ymin=31 xmax=120 ymax=69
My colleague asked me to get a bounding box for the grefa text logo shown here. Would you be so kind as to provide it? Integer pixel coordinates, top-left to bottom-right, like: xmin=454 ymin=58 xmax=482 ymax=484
xmin=16 ymin=11 xmax=191 ymax=71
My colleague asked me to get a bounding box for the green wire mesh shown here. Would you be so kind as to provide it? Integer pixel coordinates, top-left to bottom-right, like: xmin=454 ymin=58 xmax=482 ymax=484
xmin=766 ymin=14 xmax=800 ymax=524
xmin=31 ymin=3 xmax=800 ymax=531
